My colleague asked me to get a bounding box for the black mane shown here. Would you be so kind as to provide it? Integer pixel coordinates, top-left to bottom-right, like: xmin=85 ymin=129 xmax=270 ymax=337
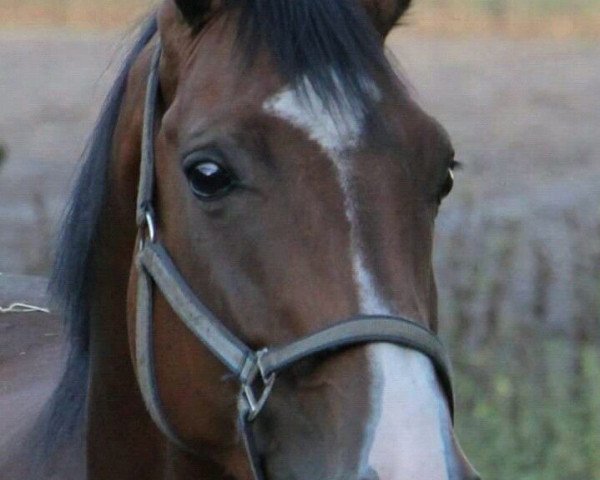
xmin=36 ymin=0 xmax=398 ymax=472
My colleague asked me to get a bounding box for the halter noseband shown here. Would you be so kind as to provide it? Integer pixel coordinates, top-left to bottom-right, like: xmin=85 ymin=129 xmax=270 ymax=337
xmin=134 ymin=44 xmax=454 ymax=480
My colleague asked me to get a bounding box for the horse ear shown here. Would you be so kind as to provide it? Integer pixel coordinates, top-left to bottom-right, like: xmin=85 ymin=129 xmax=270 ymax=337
xmin=361 ymin=0 xmax=413 ymax=37
xmin=173 ymin=0 xmax=221 ymax=27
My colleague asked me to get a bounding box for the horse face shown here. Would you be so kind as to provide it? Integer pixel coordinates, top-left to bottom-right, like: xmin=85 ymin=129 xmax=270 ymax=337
xmin=134 ymin=1 xmax=480 ymax=479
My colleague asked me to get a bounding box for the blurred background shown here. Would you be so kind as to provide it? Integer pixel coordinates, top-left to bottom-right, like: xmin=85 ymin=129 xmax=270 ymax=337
xmin=0 ymin=1 xmax=598 ymax=478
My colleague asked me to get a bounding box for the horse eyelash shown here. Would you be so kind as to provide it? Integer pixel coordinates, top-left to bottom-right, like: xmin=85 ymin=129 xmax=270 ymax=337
xmin=449 ymin=159 xmax=463 ymax=171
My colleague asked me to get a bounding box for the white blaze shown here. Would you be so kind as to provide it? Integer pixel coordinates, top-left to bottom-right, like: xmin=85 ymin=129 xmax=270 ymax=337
xmin=367 ymin=345 xmax=453 ymax=479
xmin=263 ymin=78 xmax=388 ymax=314
xmin=264 ymin=80 xmax=454 ymax=479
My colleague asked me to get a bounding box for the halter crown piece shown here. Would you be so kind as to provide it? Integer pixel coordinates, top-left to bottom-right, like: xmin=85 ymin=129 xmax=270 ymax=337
xmin=134 ymin=44 xmax=454 ymax=480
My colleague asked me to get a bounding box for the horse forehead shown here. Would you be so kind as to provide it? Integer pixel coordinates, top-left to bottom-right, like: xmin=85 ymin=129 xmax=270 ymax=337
xmin=262 ymin=80 xmax=370 ymax=156
xmin=261 ymin=79 xmax=421 ymax=177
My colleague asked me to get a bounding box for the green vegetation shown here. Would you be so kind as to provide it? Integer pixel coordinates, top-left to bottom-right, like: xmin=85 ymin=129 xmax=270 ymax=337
xmin=452 ymin=339 xmax=600 ymax=479
xmin=437 ymin=204 xmax=600 ymax=480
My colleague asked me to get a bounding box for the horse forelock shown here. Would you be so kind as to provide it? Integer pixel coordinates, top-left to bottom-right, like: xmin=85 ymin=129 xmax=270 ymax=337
xmin=179 ymin=0 xmax=400 ymax=123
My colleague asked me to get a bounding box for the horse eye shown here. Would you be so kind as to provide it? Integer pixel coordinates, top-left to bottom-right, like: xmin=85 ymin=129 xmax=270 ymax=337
xmin=437 ymin=169 xmax=454 ymax=204
xmin=185 ymin=161 xmax=238 ymax=200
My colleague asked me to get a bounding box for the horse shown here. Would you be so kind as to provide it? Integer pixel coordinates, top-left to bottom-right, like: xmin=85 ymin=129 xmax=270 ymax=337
xmin=1 ymin=1 xmax=481 ymax=479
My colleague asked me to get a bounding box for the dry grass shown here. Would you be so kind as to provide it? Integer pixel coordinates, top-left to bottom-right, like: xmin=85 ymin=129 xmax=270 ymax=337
xmin=0 ymin=0 xmax=153 ymax=29
xmin=408 ymin=5 xmax=600 ymax=39
xmin=1 ymin=0 xmax=599 ymax=38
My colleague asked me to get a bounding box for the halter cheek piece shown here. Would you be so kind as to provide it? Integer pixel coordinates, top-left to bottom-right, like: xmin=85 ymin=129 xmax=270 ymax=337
xmin=134 ymin=44 xmax=454 ymax=480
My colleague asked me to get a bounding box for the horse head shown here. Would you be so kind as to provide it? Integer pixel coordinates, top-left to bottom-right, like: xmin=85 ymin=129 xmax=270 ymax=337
xmin=37 ymin=1 xmax=481 ymax=479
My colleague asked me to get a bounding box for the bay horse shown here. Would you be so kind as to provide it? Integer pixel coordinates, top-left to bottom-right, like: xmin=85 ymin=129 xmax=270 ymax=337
xmin=2 ymin=1 xmax=480 ymax=479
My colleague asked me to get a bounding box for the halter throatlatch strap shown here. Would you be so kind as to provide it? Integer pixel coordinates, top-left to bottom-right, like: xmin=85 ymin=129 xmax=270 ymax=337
xmin=133 ymin=41 xmax=455 ymax=479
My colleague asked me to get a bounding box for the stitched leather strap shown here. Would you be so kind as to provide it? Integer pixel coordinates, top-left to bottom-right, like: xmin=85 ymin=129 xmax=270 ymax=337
xmin=135 ymin=239 xmax=455 ymax=473
xmin=137 ymin=241 xmax=454 ymax=415
xmin=260 ymin=317 xmax=453 ymax=412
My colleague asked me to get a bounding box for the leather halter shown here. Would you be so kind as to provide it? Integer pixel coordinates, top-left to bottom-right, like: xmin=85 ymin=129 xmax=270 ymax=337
xmin=134 ymin=44 xmax=454 ymax=479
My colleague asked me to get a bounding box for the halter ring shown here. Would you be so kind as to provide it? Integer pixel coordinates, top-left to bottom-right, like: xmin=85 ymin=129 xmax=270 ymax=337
xmin=242 ymin=350 xmax=277 ymax=422
xmin=144 ymin=211 xmax=156 ymax=243
xmin=139 ymin=209 xmax=157 ymax=250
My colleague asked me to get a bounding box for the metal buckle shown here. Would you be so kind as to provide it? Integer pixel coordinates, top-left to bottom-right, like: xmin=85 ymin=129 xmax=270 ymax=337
xmin=242 ymin=349 xmax=276 ymax=422
xmin=139 ymin=210 xmax=157 ymax=249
